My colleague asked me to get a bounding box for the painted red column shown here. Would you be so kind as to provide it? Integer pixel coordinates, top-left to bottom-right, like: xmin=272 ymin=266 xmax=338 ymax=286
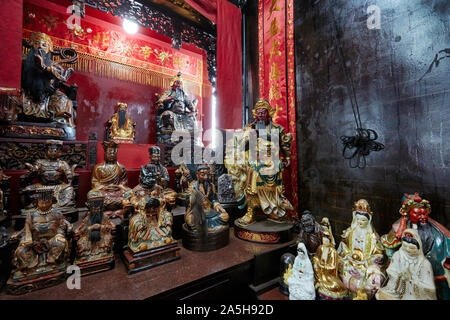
xmin=0 ymin=0 xmax=23 ymax=95
xmin=216 ymin=0 xmax=242 ymax=130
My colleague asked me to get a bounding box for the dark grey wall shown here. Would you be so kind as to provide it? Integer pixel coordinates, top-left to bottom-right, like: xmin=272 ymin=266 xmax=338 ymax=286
xmin=294 ymin=0 xmax=450 ymax=236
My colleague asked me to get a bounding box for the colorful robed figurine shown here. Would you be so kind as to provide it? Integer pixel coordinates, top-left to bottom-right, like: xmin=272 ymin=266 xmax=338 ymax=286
xmin=7 ymin=189 xmax=72 ymax=294
xmin=337 ymin=199 xmax=386 ymax=299
xmin=185 ymin=164 xmax=229 ymax=233
xmin=91 ymin=141 xmax=130 ymax=218
xmin=106 ymin=102 xmax=136 ymax=143
xmin=313 ymin=227 xmax=348 ymax=300
xmin=376 ymin=229 xmax=437 ymax=300
xmin=74 ymin=190 xmax=115 ymax=275
xmin=128 ymin=196 xmax=174 ymax=252
xmin=21 ymin=140 xmax=77 ymax=214
xmin=286 ymin=243 xmax=316 ymax=300
xmin=381 ymin=193 xmax=449 ymax=300
xmin=225 ymin=99 xmax=293 ymax=226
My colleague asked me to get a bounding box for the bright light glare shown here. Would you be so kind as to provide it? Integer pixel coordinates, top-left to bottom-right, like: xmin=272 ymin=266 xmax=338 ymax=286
xmin=211 ymin=93 xmax=217 ymax=149
xmin=123 ymin=19 xmax=138 ymax=34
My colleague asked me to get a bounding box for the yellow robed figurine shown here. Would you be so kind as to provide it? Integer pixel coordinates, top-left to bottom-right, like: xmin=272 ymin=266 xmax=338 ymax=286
xmin=225 ymin=99 xmax=293 ymax=226
xmin=313 ymin=227 xmax=348 ymax=300
xmin=107 ymin=102 xmax=136 ymax=143
xmin=337 ymin=199 xmax=387 ymax=299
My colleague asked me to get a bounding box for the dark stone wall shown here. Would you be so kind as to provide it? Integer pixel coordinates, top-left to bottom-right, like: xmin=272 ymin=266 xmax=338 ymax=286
xmin=293 ymin=0 xmax=450 ymax=237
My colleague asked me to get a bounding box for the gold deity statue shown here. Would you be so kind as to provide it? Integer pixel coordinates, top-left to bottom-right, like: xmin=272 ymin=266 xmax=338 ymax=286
xmin=74 ymin=190 xmax=115 ymax=272
xmin=225 ymin=99 xmax=293 ymax=226
xmin=337 ymin=199 xmax=387 ymax=299
xmin=8 ymin=189 xmax=71 ymax=294
xmin=21 ymin=140 xmax=77 ymax=214
xmin=107 ymin=102 xmax=136 ymax=143
xmin=91 ymin=141 xmax=130 ymax=218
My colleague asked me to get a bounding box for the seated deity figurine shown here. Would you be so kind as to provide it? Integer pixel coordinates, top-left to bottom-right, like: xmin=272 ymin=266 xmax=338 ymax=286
xmin=155 ymin=72 xmax=198 ymax=133
xmin=74 ymin=190 xmax=114 ymax=270
xmin=185 ymin=164 xmax=229 ymax=233
xmin=225 ymin=99 xmax=293 ymax=226
xmin=128 ymin=196 xmax=174 ymax=253
xmin=21 ymin=140 xmax=76 ymax=214
xmin=376 ymin=229 xmax=437 ymax=300
xmin=337 ymin=199 xmax=386 ymax=299
xmin=91 ymin=141 xmax=130 ymax=218
xmin=8 ymin=189 xmax=71 ymax=293
xmin=313 ymin=231 xmax=348 ymax=300
xmin=286 ymin=242 xmax=316 ymax=300
xmin=8 ymin=32 xmax=78 ymax=128
xmin=381 ymin=193 xmax=449 ymax=300
xmin=297 ymin=210 xmax=324 ymax=256
xmin=142 ymin=146 xmax=177 ymax=208
xmin=0 ymin=166 xmax=11 ymax=216
xmin=107 ymin=102 xmax=136 ymax=143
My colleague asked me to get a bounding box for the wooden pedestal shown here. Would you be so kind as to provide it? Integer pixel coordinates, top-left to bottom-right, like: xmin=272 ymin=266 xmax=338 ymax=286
xmin=122 ymin=243 xmax=180 ymax=274
xmin=6 ymin=268 xmax=67 ymax=295
xmin=181 ymin=223 xmax=230 ymax=252
xmin=75 ymin=255 xmax=115 ymax=277
xmin=234 ymin=219 xmax=294 ymax=244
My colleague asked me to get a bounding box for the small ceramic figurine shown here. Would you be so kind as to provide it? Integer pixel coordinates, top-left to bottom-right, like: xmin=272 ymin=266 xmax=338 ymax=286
xmin=107 ymin=102 xmax=136 ymax=143
xmin=337 ymin=199 xmax=386 ymax=299
xmin=0 ymin=166 xmax=11 ymax=217
xmin=279 ymin=253 xmax=295 ymax=295
xmin=286 ymin=242 xmax=316 ymax=300
xmin=225 ymin=99 xmax=293 ymax=226
xmin=128 ymin=196 xmax=175 ymax=253
xmin=297 ymin=210 xmax=324 ymax=255
xmin=74 ymin=190 xmax=115 ymax=274
xmin=91 ymin=141 xmax=130 ymax=218
xmin=185 ymin=163 xmax=229 ymax=233
xmin=376 ymin=229 xmax=437 ymax=300
xmin=313 ymin=230 xmax=348 ymax=300
xmin=21 ymin=140 xmax=76 ymax=214
xmin=7 ymin=189 xmax=72 ymax=294
xmin=381 ymin=193 xmax=449 ymax=300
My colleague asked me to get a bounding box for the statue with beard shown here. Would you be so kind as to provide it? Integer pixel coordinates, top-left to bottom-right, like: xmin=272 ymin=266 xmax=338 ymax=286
xmin=106 ymin=102 xmax=136 ymax=143
xmin=296 ymin=211 xmax=324 ymax=256
xmin=8 ymin=32 xmax=78 ymax=129
xmin=74 ymin=190 xmax=114 ymax=270
xmin=155 ymin=72 xmax=199 ymax=144
xmin=381 ymin=193 xmax=450 ymax=300
xmin=225 ymin=99 xmax=293 ymax=226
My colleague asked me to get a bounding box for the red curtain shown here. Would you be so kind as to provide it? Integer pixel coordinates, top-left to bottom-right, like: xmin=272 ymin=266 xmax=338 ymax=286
xmin=185 ymin=0 xmax=217 ymax=24
xmin=0 ymin=0 xmax=23 ymax=95
xmin=216 ymin=0 xmax=242 ymax=130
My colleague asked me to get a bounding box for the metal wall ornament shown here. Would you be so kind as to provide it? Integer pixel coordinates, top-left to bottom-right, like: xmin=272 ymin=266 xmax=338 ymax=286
xmin=85 ymin=0 xmax=217 ymax=86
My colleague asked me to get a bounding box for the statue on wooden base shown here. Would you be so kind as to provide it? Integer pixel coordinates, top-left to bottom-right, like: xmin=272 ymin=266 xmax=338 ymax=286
xmin=182 ymin=163 xmax=230 ymax=251
xmin=3 ymin=32 xmax=78 ymax=140
xmin=74 ymin=190 xmax=115 ymax=276
xmin=20 ymin=140 xmax=77 ymax=219
xmin=106 ymin=102 xmax=136 ymax=143
xmin=7 ymin=189 xmax=72 ymax=295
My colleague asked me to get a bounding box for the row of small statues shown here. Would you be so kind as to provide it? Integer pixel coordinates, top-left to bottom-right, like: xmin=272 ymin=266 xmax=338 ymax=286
xmin=285 ymin=197 xmax=449 ymax=300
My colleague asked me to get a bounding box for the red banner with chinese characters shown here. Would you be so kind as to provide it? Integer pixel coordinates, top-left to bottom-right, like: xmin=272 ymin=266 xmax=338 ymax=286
xmin=23 ymin=0 xmax=204 ymax=95
xmin=259 ymin=0 xmax=298 ymax=215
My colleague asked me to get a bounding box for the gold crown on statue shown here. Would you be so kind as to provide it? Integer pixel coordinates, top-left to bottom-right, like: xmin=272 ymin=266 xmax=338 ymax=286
xmin=29 ymin=32 xmax=54 ymax=52
xmin=252 ymin=99 xmax=276 ymax=118
xmin=117 ymin=102 xmax=128 ymax=110
xmin=352 ymin=199 xmax=373 ymax=215
xmin=170 ymin=72 xmax=183 ymax=88
xmin=102 ymin=140 xmax=120 ymax=150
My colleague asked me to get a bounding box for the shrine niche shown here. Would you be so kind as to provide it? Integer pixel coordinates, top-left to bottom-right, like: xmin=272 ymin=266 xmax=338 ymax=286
xmin=0 ymin=31 xmax=78 ymax=140
xmin=106 ymin=102 xmax=136 ymax=144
